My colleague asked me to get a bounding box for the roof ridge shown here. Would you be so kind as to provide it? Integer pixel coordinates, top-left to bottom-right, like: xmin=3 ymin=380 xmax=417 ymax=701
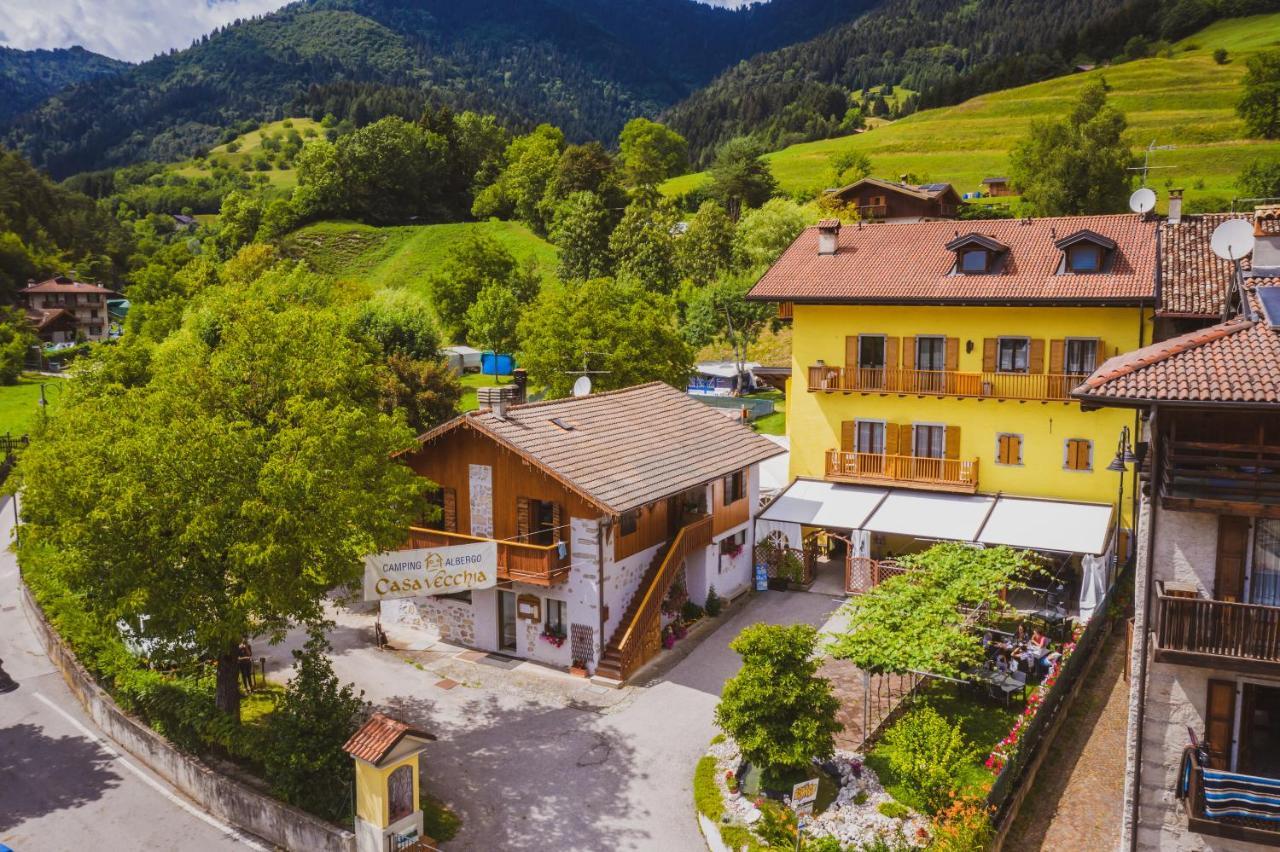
xmin=1084 ymin=318 xmax=1255 ymax=389
xmin=498 ymin=380 xmax=669 ymax=414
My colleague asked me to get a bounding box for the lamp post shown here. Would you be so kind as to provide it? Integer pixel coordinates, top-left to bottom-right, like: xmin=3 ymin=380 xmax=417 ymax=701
xmin=1107 ymin=426 xmax=1138 ymax=581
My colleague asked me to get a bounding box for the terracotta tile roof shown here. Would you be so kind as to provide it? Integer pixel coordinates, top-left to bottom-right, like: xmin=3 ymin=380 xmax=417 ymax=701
xmin=1257 ymin=205 xmax=1280 ymax=236
xmin=342 ymin=713 xmax=434 ymax=764
xmin=21 ymin=276 xmax=118 ymax=296
xmin=1157 ymin=213 xmax=1253 ymax=317
xmin=418 ymin=382 xmax=787 ymax=514
xmin=747 ymin=214 xmax=1156 ymax=304
xmin=25 ymin=307 xmax=74 ymax=330
xmin=1074 ymin=287 xmax=1280 ymax=406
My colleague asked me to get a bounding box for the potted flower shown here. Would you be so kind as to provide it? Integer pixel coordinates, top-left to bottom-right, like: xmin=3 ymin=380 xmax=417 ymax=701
xmin=569 ymin=658 xmax=588 ymax=677
xmin=540 ymin=625 xmax=567 ymax=648
xmin=662 ymin=624 xmax=676 ymax=649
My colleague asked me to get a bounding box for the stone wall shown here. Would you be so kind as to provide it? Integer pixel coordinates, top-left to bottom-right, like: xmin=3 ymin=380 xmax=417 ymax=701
xmin=20 ymin=582 xmax=356 ymax=852
xmin=418 ymin=594 xmax=476 ymax=646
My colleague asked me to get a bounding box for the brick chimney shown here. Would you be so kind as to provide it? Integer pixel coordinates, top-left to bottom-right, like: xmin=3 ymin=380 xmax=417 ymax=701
xmin=1167 ymin=188 xmax=1183 ymax=225
xmin=817 ymin=219 xmax=841 ymax=256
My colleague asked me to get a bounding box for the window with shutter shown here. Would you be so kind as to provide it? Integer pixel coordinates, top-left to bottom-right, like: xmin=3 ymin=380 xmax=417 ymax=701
xmin=1204 ymin=679 xmax=1238 ymax=769
xmin=620 ymin=510 xmax=638 ymax=537
xmin=1064 ymin=338 xmax=1099 ymax=374
xmin=982 ymin=338 xmax=997 ymax=373
xmin=516 ymin=496 xmax=531 ymax=540
xmin=1028 ymin=339 xmax=1046 ymax=373
xmin=944 ymin=425 xmax=960 ymax=460
xmin=996 ymin=434 xmax=1023 ymax=465
xmin=996 ymin=338 xmax=1029 ymax=373
xmin=841 ymin=421 xmax=856 ymax=454
xmin=855 ymin=420 xmax=886 ymax=454
xmin=945 ymin=337 xmax=960 ymax=371
xmin=1215 ymin=515 xmax=1250 ymax=602
xmin=1064 ymin=439 xmax=1092 ymax=471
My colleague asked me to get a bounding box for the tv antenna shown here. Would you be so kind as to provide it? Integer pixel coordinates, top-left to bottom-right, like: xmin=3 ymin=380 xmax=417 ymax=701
xmin=1127 ymin=140 xmax=1176 ymax=186
xmin=565 ymin=352 xmax=611 ymax=396
xmin=1209 ymin=218 xmax=1256 ymax=320
xmin=1128 ymin=187 xmax=1156 ymax=215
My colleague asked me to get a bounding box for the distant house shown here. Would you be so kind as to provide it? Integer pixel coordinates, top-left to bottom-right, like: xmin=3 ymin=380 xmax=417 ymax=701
xmin=171 ymin=214 xmax=198 ymax=230
xmin=825 ymin=177 xmax=961 ymax=222
xmin=21 ymin=276 xmax=120 ymax=343
xmin=981 ymin=176 xmax=1012 ymax=197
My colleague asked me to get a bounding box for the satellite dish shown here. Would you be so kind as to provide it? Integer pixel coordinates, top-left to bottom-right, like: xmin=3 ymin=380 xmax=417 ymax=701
xmin=1210 ymin=218 xmax=1256 ymax=261
xmin=1128 ymin=187 xmax=1156 ymax=214
xmin=572 ymin=375 xmax=592 ymax=397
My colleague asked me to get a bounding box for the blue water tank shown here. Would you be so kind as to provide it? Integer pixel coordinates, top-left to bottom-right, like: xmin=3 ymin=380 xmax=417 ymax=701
xmin=482 ymin=353 xmax=514 ymax=375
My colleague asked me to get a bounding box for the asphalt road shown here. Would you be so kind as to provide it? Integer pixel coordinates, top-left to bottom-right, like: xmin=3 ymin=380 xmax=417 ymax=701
xmin=0 ymin=496 xmax=261 ymax=852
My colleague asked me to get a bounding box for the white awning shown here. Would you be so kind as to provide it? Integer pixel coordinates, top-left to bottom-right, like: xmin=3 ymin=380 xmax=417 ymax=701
xmin=976 ymin=497 xmax=1114 ymax=555
xmin=863 ymin=491 xmax=996 ymax=542
xmin=758 ymin=436 xmax=791 ymax=497
xmin=757 ymin=479 xmax=888 ymax=529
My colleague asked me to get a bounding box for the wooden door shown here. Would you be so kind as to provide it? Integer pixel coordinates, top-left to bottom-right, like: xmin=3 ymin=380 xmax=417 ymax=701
xmin=1215 ymin=515 xmax=1250 ymax=602
xmin=1205 ymin=679 xmax=1237 ymax=769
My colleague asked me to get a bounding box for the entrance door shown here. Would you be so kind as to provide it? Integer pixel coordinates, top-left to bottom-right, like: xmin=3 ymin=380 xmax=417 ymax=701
xmin=916 ymin=336 xmax=947 ymax=393
xmin=498 ymin=590 xmax=517 ymax=652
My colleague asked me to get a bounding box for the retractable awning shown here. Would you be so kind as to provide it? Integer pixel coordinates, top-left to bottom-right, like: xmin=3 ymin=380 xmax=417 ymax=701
xmin=975 ymin=496 xmax=1114 ymax=555
xmin=756 ymin=479 xmax=888 ymax=529
xmin=757 ymin=479 xmax=1114 ymax=555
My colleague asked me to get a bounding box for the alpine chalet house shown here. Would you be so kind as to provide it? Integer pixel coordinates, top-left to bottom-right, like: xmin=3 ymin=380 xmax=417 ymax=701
xmin=825 ymin=177 xmax=961 ymax=222
xmin=1076 ymin=206 xmax=1280 ymax=851
xmin=21 ymin=275 xmax=119 ymax=342
xmin=401 ymin=382 xmax=784 ymax=682
xmin=748 ymin=214 xmax=1155 ymax=607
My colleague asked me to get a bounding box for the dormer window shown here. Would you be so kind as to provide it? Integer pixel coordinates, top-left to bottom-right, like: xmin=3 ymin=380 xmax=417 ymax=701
xmin=945 ymin=232 xmax=1009 ymax=275
xmin=1054 ymin=229 xmax=1116 ymax=274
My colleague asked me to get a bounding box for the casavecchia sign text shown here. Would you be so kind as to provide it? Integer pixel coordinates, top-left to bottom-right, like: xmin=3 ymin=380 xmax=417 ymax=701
xmin=363 ymin=541 xmax=498 ymax=601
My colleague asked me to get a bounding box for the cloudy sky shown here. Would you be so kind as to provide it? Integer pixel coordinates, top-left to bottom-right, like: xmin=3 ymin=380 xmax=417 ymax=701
xmin=0 ymin=0 xmax=293 ymax=62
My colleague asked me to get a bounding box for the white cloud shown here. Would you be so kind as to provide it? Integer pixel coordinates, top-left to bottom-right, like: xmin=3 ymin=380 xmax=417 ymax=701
xmin=0 ymin=0 xmax=292 ymax=62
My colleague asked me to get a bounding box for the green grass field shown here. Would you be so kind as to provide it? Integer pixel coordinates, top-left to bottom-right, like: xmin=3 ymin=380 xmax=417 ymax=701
xmin=171 ymin=117 xmax=326 ymax=191
xmin=280 ymin=219 xmax=559 ymax=300
xmin=663 ymin=14 xmax=1280 ymax=211
xmin=0 ymin=376 xmax=66 ymax=437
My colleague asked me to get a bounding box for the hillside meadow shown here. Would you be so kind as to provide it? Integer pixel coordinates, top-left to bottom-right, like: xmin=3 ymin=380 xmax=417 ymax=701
xmin=170 ymin=117 xmax=327 ymax=191
xmin=663 ymin=13 xmax=1280 ymax=212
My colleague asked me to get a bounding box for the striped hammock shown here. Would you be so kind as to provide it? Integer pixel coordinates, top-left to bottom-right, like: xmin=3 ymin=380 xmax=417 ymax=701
xmin=1179 ymin=746 xmax=1280 ymax=822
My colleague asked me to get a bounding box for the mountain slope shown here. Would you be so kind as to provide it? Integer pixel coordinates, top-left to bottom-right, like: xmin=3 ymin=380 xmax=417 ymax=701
xmin=663 ymin=0 xmax=1221 ymax=162
xmin=2 ymin=0 xmax=880 ymax=178
xmin=0 ymin=45 xmax=129 ymax=124
xmin=662 ymin=14 xmax=1280 ymax=210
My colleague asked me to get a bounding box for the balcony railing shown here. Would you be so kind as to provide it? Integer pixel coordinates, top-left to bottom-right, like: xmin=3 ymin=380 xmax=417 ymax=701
xmin=1160 ymin=438 xmax=1280 ymax=514
xmin=825 ymin=450 xmax=979 ymax=493
xmin=856 ymin=204 xmax=887 ymax=219
xmin=1179 ymin=746 xmax=1280 ymax=847
xmin=1155 ymin=582 xmax=1280 ymax=675
xmin=807 ymin=366 xmax=1087 ymax=402
xmin=406 ymin=527 xmax=571 ymax=586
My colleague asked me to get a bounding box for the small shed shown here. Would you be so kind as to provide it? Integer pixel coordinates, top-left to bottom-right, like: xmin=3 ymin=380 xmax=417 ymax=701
xmin=345 ymin=712 xmax=437 ymax=852
xmin=442 ymin=345 xmax=482 ymax=374
xmin=981 ymin=177 xmax=1012 ymax=197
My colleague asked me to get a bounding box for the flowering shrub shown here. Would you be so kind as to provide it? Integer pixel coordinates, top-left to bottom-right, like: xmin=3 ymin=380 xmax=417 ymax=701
xmin=539 ymin=627 xmax=566 ymax=648
xmin=985 ymin=623 xmax=1085 ymax=775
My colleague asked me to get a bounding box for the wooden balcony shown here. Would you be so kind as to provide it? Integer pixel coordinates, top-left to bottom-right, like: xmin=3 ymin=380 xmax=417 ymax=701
xmin=1180 ymin=747 xmax=1280 ymax=847
xmin=856 ymin=204 xmax=887 ymax=219
xmin=807 ymin=366 xmax=1086 ymax=402
xmin=825 ymin=450 xmax=979 ymax=493
xmin=1154 ymin=582 xmax=1280 ymax=676
xmin=1159 ymin=437 xmax=1280 ymax=519
xmin=406 ymin=527 xmax=571 ymax=587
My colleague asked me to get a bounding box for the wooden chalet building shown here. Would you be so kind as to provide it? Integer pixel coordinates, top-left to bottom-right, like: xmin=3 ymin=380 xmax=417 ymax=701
xmin=21 ymin=275 xmax=119 ymax=342
xmin=981 ymin=176 xmax=1012 ymax=197
xmin=1076 ymin=210 xmax=1280 ymax=850
xmin=825 ymin=177 xmax=961 ymax=222
xmin=401 ymin=382 xmax=785 ymax=682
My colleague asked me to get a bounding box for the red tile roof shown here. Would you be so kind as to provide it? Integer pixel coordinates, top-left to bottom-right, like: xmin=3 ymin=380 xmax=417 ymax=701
xmin=1157 ymin=213 xmax=1252 ymax=318
xmin=342 ymin=713 xmax=434 ymax=764
xmin=416 ymin=382 xmax=787 ymax=514
xmin=1074 ymin=287 xmax=1280 ymax=406
xmin=25 ymin=307 xmax=75 ymax=330
xmin=747 ymin=214 xmax=1156 ymax=304
xmin=21 ymin=276 xmax=118 ymax=296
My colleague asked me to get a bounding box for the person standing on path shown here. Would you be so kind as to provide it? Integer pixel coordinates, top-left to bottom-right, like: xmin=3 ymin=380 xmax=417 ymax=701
xmin=237 ymin=639 xmax=254 ymax=693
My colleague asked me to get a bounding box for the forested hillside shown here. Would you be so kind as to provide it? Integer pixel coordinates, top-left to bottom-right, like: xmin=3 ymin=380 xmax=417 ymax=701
xmin=0 ymin=46 xmax=128 ymax=124
xmin=665 ymin=0 xmax=1280 ymax=162
xmin=2 ymin=0 xmax=879 ymax=178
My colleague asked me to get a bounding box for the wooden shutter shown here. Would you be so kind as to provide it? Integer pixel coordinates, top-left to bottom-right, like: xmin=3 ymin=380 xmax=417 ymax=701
xmin=1011 ymin=435 xmax=1022 ymax=464
xmin=1095 ymin=338 xmax=1108 ymax=369
xmin=902 ymin=337 xmax=916 ymax=370
xmin=1029 ymin=338 xmax=1046 ymax=373
xmin=944 ymin=425 xmax=960 ymax=460
xmin=442 ymin=487 xmax=457 ymax=532
xmin=945 ymin=337 xmax=960 ymax=371
xmin=841 ymin=421 xmax=856 ymax=453
xmin=1215 ymin=515 xmax=1250 ymax=602
xmin=845 ymin=335 xmax=858 ymax=369
xmin=885 ymin=422 xmax=900 ymax=456
xmin=1049 ymin=339 xmax=1065 ymax=375
xmin=516 ymin=496 xmax=531 ymax=541
xmin=997 ymin=434 xmax=1010 ymax=465
xmin=1205 ymin=679 xmax=1238 ymax=769
xmin=885 ymin=337 xmax=899 ymax=369
xmin=551 ymin=502 xmax=563 ymax=543
xmin=982 ymin=338 xmax=997 ymax=372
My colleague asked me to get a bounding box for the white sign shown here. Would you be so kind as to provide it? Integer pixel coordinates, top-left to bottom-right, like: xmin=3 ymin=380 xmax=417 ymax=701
xmin=363 ymin=541 xmax=498 ymax=601
xmin=792 ymin=778 xmax=819 ymax=809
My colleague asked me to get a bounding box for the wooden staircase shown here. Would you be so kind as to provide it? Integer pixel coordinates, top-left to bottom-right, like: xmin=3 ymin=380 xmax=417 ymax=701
xmin=595 ymin=514 xmax=713 ymax=682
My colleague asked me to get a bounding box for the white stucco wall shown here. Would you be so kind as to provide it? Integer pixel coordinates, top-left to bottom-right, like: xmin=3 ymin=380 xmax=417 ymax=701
xmin=602 ymin=537 xmax=663 ymax=645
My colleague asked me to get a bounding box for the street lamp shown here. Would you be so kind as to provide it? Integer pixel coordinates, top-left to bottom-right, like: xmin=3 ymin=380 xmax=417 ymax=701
xmin=1107 ymin=426 xmax=1137 ymax=578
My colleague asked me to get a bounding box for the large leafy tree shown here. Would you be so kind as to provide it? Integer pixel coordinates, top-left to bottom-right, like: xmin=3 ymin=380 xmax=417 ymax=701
xmin=1239 ymin=50 xmax=1280 ymax=139
xmin=0 ymin=306 xmax=36 ymax=385
xmin=684 ymin=274 xmax=774 ymax=390
xmin=677 ymin=200 xmax=737 ymax=285
xmin=1010 ymin=79 xmax=1136 ymax=215
xmin=471 ymin=124 xmax=566 ymax=234
xmin=19 ymin=263 xmax=426 ymax=719
xmin=428 ymin=234 xmax=541 ymax=343
xmin=1240 ymin=157 xmax=1280 ymax=199
xmin=549 ymin=191 xmax=615 ymax=282
xmin=465 ymin=280 xmax=522 ymax=355
xmin=715 ymin=624 xmax=840 ymax=781
xmin=517 ymin=277 xmax=692 ymax=398
xmin=707 ymin=136 xmax=778 ymax=219
xmin=618 ymin=118 xmax=689 ymax=189
xmin=734 ymin=198 xmax=809 ymax=270
xmin=609 ymin=198 xmax=680 ymax=294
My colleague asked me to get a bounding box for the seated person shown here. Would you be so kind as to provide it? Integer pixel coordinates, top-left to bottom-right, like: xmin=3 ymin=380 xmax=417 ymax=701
xmin=1029 ymin=628 xmax=1049 ymax=652
xmin=1014 ymin=623 xmax=1028 ymax=645
xmin=995 ymin=654 xmax=1011 ymax=674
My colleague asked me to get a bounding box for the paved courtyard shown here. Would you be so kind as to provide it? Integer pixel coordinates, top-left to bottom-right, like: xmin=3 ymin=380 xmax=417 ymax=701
xmin=264 ymin=588 xmax=845 ymax=851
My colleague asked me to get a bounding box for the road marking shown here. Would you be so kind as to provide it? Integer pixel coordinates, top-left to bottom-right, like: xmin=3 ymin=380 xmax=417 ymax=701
xmin=33 ymin=692 xmax=269 ymax=850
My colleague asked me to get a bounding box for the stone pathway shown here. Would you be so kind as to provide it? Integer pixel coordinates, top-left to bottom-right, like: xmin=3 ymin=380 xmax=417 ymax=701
xmin=1003 ymin=625 xmax=1129 ymax=851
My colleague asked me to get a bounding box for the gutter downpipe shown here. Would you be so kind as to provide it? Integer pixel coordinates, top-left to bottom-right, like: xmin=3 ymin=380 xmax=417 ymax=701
xmin=598 ymin=518 xmax=608 ymax=672
xmin=1128 ymin=402 xmax=1160 ymax=852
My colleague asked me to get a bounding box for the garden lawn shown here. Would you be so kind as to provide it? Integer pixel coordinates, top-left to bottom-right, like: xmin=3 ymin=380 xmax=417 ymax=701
xmin=0 ymin=376 xmax=65 ymax=436
xmin=866 ymin=681 xmax=1018 ymax=812
xmin=746 ymin=389 xmax=785 ymax=436
xmin=662 ymin=13 xmax=1280 ymax=212
xmin=458 ymin=372 xmax=515 ymax=413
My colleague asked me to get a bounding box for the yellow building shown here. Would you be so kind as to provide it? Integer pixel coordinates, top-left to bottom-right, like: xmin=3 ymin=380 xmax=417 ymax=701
xmin=750 ymin=215 xmax=1155 ymax=599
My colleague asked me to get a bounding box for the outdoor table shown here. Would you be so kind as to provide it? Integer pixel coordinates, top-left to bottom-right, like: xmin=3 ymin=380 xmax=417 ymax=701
xmin=972 ymin=668 xmax=1025 ymax=705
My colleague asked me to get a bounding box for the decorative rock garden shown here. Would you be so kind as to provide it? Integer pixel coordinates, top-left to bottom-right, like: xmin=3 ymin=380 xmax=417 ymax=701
xmin=705 ymin=736 xmax=932 ymax=849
